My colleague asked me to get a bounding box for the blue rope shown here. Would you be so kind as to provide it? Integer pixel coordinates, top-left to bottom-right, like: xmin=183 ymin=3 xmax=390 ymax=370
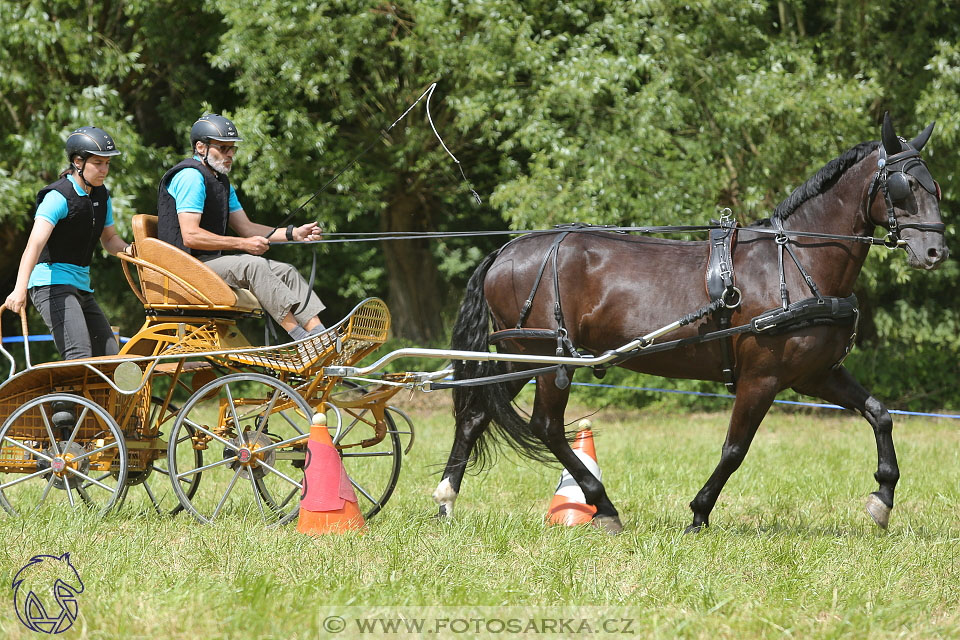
xmin=2 ymin=334 xmax=129 ymax=344
xmin=566 ymin=380 xmax=960 ymax=420
xmin=5 ymin=334 xmax=955 ymax=419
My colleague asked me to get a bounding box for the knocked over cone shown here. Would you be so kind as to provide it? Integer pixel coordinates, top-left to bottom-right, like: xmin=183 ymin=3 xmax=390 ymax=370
xmin=297 ymin=412 xmax=365 ymax=535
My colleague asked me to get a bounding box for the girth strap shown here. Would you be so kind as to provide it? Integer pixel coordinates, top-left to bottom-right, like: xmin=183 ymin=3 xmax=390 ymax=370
xmin=706 ymin=214 xmax=739 ymax=393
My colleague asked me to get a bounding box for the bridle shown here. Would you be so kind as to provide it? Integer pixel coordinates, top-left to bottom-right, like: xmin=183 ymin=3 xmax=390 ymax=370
xmin=867 ymin=141 xmax=945 ymax=248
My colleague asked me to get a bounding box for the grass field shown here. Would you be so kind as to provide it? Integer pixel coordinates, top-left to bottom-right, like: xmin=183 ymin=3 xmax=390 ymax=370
xmin=2 ymin=393 xmax=959 ymax=639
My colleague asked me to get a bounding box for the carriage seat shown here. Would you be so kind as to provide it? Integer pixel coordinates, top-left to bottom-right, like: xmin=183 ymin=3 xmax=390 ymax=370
xmin=127 ymin=214 xmax=261 ymax=314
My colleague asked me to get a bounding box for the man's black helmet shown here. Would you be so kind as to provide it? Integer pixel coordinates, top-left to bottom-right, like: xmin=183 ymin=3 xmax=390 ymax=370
xmin=190 ymin=114 xmax=243 ymax=149
xmin=65 ymin=126 xmax=121 ymax=161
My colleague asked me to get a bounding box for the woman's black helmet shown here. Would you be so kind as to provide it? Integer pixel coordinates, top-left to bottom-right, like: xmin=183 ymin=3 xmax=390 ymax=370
xmin=190 ymin=114 xmax=243 ymax=149
xmin=65 ymin=126 xmax=121 ymax=161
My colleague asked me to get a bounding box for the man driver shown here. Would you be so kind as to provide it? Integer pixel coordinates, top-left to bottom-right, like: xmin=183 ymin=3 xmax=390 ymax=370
xmin=157 ymin=114 xmax=326 ymax=340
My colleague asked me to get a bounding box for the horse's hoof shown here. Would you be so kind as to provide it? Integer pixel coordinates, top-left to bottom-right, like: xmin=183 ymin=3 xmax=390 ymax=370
xmin=432 ymin=478 xmax=457 ymax=520
xmin=683 ymin=522 xmax=707 ymax=535
xmin=592 ymin=515 xmax=623 ymax=534
xmin=865 ymin=493 xmax=891 ymax=529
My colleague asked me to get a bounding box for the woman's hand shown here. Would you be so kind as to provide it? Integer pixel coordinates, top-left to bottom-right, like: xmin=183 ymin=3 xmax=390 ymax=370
xmin=4 ymin=288 xmax=27 ymax=314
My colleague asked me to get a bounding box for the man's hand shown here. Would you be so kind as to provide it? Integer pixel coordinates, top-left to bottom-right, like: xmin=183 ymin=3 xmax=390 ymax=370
xmin=243 ymin=235 xmax=270 ymax=255
xmin=295 ymin=222 xmax=323 ymax=242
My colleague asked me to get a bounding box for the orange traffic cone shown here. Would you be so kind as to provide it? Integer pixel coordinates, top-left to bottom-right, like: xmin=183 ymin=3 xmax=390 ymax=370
xmin=297 ymin=412 xmax=366 ymax=535
xmin=546 ymin=419 xmax=601 ymax=526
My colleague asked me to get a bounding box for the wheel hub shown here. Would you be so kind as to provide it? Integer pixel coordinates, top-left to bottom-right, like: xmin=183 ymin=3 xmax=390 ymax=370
xmin=225 ymin=432 xmax=275 ymax=479
xmin=38 ymin=443 xmax=89 ymax=490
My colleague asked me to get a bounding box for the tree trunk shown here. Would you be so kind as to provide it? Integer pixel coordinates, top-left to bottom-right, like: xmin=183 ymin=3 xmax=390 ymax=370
xmin=380 ymin=191 xmax=444 ymax=343
xmin=0 ymin=225 xmax=29 ymax=337
xmin=0 ymin=225 xmax=29 ymax=288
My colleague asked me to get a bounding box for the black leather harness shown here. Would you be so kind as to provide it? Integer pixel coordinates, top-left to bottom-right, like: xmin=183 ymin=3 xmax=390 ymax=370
xmin=482 ymin=219 xmax=860 ymax=394
xmin=490 ymin=225 xmax=583 ymax=389
xmin=706 ymin=214 xmax=741 ymax=392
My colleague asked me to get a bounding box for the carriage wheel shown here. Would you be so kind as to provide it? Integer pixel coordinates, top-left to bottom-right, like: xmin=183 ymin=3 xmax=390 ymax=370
xmin=116 ymin=397 xmax=202 ymax=515
xmin=326 ymin=380 xmax=407 ymax=520
xmin=0 ymin=393 xmax=127 ymax=517
xmin=167 ymin=373 xmax=313 ymax=525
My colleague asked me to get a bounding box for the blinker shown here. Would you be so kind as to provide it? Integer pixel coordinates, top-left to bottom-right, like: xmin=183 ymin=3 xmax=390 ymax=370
xmin=884 ymin=157 xmax=938 ymax=203
xmin=907 ymin=161 xmax=938 ymax=196
xmin=886 ymin=171 xmax=910 ymax=202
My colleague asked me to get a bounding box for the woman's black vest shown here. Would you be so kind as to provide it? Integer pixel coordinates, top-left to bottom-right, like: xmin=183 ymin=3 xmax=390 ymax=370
xmin=35 ymin=177 xmax=109 ymax=267
xmin=157 ymin=158 xmax=231 ymax=259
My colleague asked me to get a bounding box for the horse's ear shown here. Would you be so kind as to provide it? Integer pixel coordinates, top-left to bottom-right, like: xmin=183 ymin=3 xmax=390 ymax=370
xmin=909 ymin=121 xmax=935 ymax=151
xmin=881 ymin=111 xmax=903 ymax=154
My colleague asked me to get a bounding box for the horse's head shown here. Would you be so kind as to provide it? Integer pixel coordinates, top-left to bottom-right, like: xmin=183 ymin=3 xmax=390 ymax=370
xmin=867 ymin=112 xmax=949 ymax=269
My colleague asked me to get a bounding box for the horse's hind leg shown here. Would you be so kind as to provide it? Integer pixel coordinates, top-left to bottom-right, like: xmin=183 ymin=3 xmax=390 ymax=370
xmin=433 ymin=378 xmax=527 ymax=519
xmin=687 ymin=375 xmax=779 ymax=533
xmin=532 ymin=380 xmax=622 ymax=533
xmin=793 ymin=365 xmax=898 ymax=529
xmin=433 ymin=408 xmax=489 ymax=519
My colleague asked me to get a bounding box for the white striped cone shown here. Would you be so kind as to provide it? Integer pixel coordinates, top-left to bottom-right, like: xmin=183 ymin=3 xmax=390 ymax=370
xmin=546 ymin=421 xmax=601 ymax=525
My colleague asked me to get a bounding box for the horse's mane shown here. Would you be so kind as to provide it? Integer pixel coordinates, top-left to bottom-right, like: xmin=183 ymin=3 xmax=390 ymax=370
xmin=752 ymin=140 xmax=879 ymax=227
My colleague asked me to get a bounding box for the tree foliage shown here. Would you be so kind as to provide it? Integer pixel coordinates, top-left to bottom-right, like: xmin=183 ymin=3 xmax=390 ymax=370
xmin=1 ymin=0 xmax=958 ymax=407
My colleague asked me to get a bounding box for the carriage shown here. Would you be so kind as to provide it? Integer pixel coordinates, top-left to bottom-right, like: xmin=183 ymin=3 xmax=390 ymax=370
xmin=0 ymin=214 xmax=419 ymax=525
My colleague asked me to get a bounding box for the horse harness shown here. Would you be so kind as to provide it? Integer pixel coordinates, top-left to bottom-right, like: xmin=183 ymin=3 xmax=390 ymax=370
xmin=868 ymin=139 xmax=945 ymax=247
xmin=488 ymin=227 xmax=581 ymax=389
xmin=486 ymin=217 xmax=861 ymax=393
xmin=706 ymin=214 xmax=740 ymax=391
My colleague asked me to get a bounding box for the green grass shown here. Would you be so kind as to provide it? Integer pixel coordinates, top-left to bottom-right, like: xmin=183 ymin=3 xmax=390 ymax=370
xmin=2 ymin=399 xmax=959 ymax=639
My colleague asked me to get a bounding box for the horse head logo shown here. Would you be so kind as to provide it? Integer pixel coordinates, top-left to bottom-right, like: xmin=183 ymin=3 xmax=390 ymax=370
xmin=12 ymin=553 xmax=84 ymax=634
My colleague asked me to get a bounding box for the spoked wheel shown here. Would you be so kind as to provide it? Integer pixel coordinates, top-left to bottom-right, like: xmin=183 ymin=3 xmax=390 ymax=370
xmin=0 ymin=393 xmax=127 ymax=517
xmin=116 ymin=397 xmax=201 ymax=515
xmin=167 ymin=373 xmax=313 ymax=525
xmin=328 ymin=380 xmax=408 ymax=520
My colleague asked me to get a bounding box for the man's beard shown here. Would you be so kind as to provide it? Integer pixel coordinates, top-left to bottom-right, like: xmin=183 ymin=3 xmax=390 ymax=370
xmin=207 ymin=155 xmax=232 ymax=174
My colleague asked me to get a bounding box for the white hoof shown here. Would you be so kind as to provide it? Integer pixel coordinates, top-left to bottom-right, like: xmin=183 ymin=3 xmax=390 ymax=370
xmin=432 ymin=478 xmax=458 ymax=519
xmin=865 ymin=494 xmax=891 ymax=529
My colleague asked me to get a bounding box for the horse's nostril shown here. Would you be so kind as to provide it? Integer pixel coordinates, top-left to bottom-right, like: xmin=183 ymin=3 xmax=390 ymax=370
xmin=927 ymin=247 xmax=944 ymax=261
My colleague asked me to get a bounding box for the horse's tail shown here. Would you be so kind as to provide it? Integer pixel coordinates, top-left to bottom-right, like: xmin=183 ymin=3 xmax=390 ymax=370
xmin=451 ymin=249 xmax=555 ymax=469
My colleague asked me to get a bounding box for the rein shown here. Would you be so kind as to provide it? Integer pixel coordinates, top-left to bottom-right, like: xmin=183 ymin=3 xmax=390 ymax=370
xmin=271 ymin=223 xmax=919 ymax=248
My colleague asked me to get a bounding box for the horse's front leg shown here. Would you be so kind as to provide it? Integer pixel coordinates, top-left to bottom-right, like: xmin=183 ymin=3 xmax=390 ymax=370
xmin=532 ymin=379 xmax=622 ymax=533
xmin=793 ymin=365 xmax=898 ymax=528
xmin=687 ymin=374 xmax=779 ymax=533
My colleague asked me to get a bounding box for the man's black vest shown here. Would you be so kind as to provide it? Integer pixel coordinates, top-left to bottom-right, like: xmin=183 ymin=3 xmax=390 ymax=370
xmin=35 ymin=177 xmax=109 ymax=267
xmin=157 ymin=158 xmax=232 ymax=259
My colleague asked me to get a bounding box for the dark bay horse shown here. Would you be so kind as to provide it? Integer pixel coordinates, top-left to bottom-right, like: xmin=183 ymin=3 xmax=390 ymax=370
xmin=433 ymin=114 xmax=948 ymax=533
